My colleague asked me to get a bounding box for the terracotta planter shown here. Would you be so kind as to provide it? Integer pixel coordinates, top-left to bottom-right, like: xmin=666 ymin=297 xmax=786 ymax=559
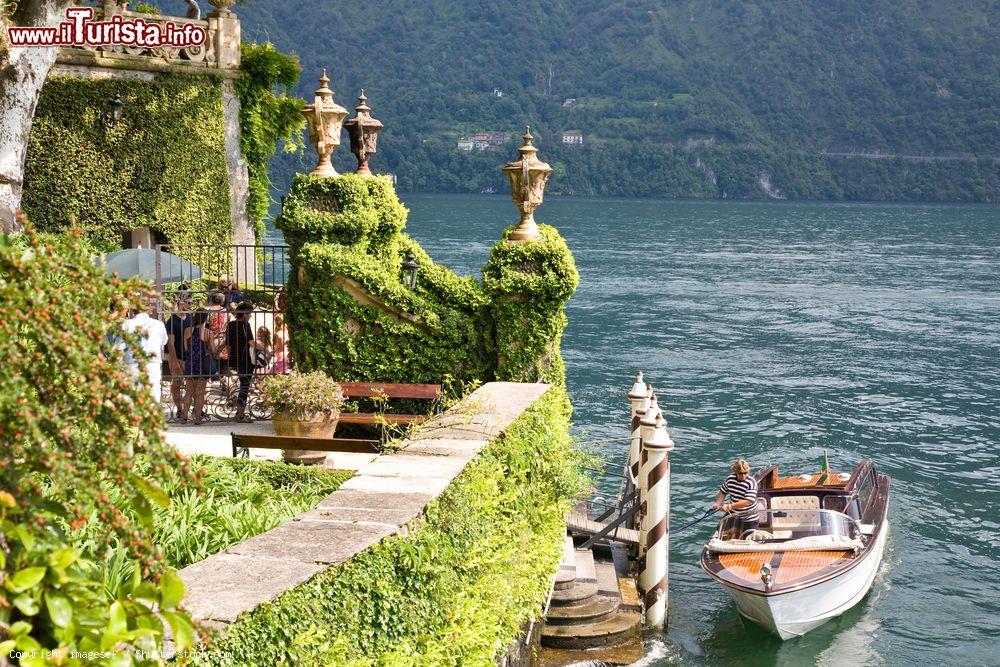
xmin=272 ymin=409 xmax=340 ymax=465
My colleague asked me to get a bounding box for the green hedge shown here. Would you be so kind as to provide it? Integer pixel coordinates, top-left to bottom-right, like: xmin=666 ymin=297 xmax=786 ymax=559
xmin=277 ymin=173 xmax=577 ymax=393
xmin=191 ymin=385 xmax=585 ymax=666
xmin=21 ymin=74 xmax=232 ymax=254
xmin=280 ymin=174 xmax=495 ymax=396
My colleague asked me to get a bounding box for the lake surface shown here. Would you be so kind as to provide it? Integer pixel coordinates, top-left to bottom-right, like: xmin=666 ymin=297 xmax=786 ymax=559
xmin=396 ymin=194 xmax=1000 ymax=667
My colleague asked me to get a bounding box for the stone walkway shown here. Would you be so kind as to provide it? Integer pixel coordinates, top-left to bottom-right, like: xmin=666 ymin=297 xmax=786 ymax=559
xmin=178 ymin=382 xmax=551 ymax=626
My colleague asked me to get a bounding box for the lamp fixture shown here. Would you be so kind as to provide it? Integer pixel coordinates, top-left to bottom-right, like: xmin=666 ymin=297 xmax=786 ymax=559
xmin=101 ymin=93 xmax=125 ymax=127
xmin=402 ymin=250 xmax=419 ymax=289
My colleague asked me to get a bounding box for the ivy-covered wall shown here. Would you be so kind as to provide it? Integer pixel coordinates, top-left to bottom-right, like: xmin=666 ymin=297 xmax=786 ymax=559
xmin=277 ymin=173 xmax=578 ymax=394
xmin=191 ymin=385 xmax=585 ymax=666
xmin=21 ymin=74 xmax=232 ymax=253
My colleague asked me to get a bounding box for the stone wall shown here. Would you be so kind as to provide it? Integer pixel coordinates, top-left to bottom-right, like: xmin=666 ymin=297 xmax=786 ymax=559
xmin=25 ymin=7 xmax=252 ymax=251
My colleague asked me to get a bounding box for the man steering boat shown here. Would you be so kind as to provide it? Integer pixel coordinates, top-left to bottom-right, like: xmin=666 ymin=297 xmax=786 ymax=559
xmin=712 ymin=459 xmax=760 ymax=539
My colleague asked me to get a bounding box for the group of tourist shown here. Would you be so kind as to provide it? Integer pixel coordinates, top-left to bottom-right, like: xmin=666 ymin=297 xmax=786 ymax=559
xmin=111 ymin=277 xmax=290 ymax=424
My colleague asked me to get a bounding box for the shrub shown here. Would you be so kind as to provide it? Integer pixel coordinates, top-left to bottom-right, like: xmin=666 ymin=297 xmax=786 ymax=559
xmin=0 ymin=492 xmax=194 ymax=666
xmin=0 ymin=221 xmax=197 ymax=662
xmin=259 ymin=371 xmax=346 ymax=417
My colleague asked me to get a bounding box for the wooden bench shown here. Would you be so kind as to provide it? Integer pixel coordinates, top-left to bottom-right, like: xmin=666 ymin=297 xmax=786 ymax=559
xmin=337 ymin=382 xmax=442 ymax=427
xmin=231 ymin=433 xmax=380 ymax=458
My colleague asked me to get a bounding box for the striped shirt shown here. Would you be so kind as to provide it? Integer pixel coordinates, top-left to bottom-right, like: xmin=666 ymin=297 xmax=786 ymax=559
xmin=720 ymin=473 xmax=759 ymax=518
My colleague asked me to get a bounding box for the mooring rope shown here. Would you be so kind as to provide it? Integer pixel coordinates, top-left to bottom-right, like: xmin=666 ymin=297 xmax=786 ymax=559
xmin=574 ymin=436 xmax=636 ymax=447
xmin=671 ymin=507 xmax=718 ymax=534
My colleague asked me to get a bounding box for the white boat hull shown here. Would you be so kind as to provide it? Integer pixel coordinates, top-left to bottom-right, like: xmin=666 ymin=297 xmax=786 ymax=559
xmin=724 ymin=520 xmax=888 ymax=640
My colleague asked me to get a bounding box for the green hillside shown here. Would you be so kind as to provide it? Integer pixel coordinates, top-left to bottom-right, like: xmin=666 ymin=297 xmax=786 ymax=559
xmin=237 ymin=0 xmax=999 ymax=202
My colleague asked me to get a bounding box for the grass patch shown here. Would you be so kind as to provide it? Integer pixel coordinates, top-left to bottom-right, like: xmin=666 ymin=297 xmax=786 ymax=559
xmin=151 ymin=457 xmax=352 ymax=569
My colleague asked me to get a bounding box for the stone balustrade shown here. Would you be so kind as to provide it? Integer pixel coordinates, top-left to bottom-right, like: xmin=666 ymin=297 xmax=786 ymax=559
xmin=55 ymin=7 xmax=241 ymax=77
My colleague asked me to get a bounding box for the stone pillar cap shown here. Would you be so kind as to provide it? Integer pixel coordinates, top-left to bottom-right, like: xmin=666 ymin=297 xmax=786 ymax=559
xmin=645 ymin=416 xmax=675 ymax=451
xmin=628 ymin=370 xmax=647 ymax=400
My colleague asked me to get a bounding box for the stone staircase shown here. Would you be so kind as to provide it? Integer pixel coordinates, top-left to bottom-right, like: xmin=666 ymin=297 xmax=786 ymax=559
xmin=536 ymin=536 xmax=643 ymax=666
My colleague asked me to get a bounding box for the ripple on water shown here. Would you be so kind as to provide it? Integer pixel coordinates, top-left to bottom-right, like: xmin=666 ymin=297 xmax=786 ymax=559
xmin=402 ymin=196 xmax=1000 ymax=667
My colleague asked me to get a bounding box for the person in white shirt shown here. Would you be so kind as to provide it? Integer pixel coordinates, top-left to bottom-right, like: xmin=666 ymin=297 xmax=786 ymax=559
xmin=122 ymin=293 xmax=169 ymax=403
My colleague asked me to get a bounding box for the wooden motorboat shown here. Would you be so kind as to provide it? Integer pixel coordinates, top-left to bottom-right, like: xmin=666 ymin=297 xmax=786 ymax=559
xmin=700 ymin=459 xmax=889 ymax=639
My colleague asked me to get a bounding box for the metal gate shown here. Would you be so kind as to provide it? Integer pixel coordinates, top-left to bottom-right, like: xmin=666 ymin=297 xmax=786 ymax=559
xmin=153 ymin=243 xmax=291 ymax=423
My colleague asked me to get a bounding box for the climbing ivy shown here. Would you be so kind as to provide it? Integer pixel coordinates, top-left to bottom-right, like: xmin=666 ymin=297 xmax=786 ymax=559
xmin=483 ymin=223 xmax=579 ymax=386
xmin=276 ymin=173 xmax=577 ymax=393
xmin=21 ymin=74 xmax=232 ymax=254
xmin=234 ymin=42 xmax=306 ymax=242
xmin=278 ymin=174 xmax=495 ymax=397
xmin=189 ymin=385 xmax=587 ymax=666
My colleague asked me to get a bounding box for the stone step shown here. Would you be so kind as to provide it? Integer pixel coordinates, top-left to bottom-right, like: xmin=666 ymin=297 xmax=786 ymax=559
xmin=549 ymin=580 xmax=599 ymax=606
xmin=593 ymin=551 xmax=620 ymax=597
xmin=554 ymin=535 xmax=577 ymax=590
xmin=573 ymin=545 xmax=597 ymax=585
xmin=544 ymin=595 xmax=620 ymax=625
xmin=541 ymin=610 xmax=642 ymax=649
xmin=535 ymin=643 xmax=645 ymax=667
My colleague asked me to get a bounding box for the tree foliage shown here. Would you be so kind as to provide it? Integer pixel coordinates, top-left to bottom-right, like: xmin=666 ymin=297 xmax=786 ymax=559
xmin=0 ymin=220 xmax=197 ymax=663
xmin=238 ymin=0 xmax=1000 ymax=202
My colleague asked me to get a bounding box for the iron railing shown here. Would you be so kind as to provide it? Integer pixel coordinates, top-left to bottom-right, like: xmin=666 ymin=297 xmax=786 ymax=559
xmin=153 ymin=243 xmax=291 ymax=422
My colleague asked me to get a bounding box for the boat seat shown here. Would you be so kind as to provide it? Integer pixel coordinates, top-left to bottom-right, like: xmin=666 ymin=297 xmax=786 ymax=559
xmin=858 ymin=523 xmax=876 ymax=535
xmin=769 ymin=495 xmax=820 ymax=536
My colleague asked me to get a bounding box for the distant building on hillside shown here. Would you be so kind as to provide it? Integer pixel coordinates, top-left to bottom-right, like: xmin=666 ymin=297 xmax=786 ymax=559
xmin=562 ymin=98 xmax=577 ymax=106
xmin=458 ymin=131 xmax=510 ymax=151
xmin=562 ymin=130 xmax=584 ymax=145
xmin=493 ymin=88 xmax=504 ymax=97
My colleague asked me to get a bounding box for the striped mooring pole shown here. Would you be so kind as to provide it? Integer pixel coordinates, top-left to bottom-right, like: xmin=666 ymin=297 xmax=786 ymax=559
xmin=639 ymin=415 xmax=675 ymax=629
xmin=627 ymin=371 xmax=649 ymax=487
xmin=637 ymin=392 xmax=662 ymax=557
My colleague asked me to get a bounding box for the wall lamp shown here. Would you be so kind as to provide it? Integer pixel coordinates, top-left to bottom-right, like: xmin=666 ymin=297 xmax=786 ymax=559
xmin=402 ymin=250 xmax=419 ymax=289
xmin=101 ymin=93 xmax=125 ymax=127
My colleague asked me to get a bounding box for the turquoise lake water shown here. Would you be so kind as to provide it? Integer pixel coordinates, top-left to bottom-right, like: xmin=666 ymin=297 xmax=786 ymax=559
xmin=394 ymin=194 xmax=1000 ymax=667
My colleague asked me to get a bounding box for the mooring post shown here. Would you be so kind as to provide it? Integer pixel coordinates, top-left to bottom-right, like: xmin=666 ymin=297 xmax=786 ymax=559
xmin=629 ymin=383 xmax=652 ymax=533
xmin=627 ymin=371 xmax=648 ymax=486
xmin=640 ymin=415 xmax=674 ymax=629
xmin=637 ymin=393 xmax=661 ymax=568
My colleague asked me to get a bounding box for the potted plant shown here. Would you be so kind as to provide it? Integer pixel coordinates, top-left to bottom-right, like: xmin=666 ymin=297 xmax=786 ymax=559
xmin=259 ymin=371 xmax=345 ymax=465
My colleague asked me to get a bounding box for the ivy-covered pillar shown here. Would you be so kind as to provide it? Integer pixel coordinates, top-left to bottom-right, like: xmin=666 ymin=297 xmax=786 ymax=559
xmin=483 ymin=129 xmax=578 ymax=386
xmin=483 ymin=225 xmax=578 ymax=386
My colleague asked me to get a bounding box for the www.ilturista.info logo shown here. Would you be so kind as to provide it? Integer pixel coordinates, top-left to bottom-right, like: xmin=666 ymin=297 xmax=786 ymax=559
xmin=8 ymin=7 xmax=206 ymax=48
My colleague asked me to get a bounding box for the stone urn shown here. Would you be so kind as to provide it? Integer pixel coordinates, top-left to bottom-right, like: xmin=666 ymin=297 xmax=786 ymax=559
xmin=207 ymin=0 xmax=237 ymax=13
xmin=272 ymin=409 xmax=340 ymax=465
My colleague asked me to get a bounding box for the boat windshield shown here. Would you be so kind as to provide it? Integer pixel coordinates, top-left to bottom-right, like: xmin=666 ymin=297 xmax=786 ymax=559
xmin=717 ymin=509 xmax=856 ymax=542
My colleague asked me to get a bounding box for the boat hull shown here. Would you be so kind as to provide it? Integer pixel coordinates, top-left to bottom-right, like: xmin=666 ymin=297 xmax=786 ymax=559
xmin=723 ymin=520 xmax=888 ymax=639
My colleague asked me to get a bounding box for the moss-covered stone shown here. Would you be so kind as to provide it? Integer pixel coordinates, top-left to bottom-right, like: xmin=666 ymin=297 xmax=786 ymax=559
xmin=483 ymin=224 xmax=579 ymax=386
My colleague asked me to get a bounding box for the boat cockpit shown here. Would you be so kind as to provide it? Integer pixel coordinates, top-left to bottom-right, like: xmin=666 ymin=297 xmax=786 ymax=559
xmin=716 ymin=508 xmax=865 ymax=543
xmin=706 ymin=460 xmax=888 ymax=553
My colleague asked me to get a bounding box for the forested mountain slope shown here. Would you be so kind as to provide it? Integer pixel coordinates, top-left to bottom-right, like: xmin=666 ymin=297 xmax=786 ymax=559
xmin=238 ymin=0 xmax=999 ymax=202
